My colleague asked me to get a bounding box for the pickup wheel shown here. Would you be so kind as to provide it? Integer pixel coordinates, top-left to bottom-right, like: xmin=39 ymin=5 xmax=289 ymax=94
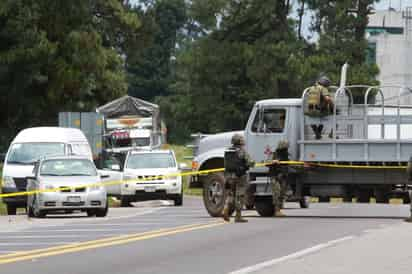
xmin=6 ymin=204 xmax=17 ymax=215
xmin=255 ymin=197 xmax=274 ymax=217
xmin=203 ymin=172 xmax=229 ymax=217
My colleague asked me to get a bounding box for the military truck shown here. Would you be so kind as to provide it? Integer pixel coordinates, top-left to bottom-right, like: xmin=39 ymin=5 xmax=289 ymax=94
xmin=189 ymin=68 xmax=412 ymax=217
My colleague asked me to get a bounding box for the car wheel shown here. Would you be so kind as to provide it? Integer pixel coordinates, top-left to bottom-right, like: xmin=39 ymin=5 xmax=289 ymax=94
xmin=174 ymin=195 xmax=183 ymax=206
xmin=6 ymin=204 xmax=17 ymax=215
xmin=255 ymin=197 xmax=274 ymax=217
xmin=27 ymin=202 xmax=34 ymax=218
xmin=96 ymin=201 xmax=108 ymax=217
xmin=33 ymin=196 xmax=46 ymax=218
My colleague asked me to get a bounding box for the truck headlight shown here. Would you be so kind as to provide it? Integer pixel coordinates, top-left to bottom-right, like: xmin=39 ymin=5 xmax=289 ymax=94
xmin=2 ymin=176 xmax=16 ymax=188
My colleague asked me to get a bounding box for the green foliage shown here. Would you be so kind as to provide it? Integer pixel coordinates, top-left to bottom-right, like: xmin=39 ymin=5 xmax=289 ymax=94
xmin=0 ymin=0 xmax=141 ymax=148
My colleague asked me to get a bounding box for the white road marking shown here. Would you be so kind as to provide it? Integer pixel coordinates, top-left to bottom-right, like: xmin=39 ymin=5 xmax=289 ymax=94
xmin=0 ymin=242 xmax=78 ymax=246
xmin=0 ymin=229 xmax=134 ymax=233
xmin=0 ymin=235 xmax=120 ymax=239
xmin=229 ymin=236 xmax=355 ymax=274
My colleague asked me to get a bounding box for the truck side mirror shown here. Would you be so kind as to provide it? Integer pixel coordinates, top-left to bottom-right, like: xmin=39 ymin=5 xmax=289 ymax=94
xmin=111 ymin=164 xmax=121 ymax=171
xmin=179 ymin=163 xmax=188 ymax=170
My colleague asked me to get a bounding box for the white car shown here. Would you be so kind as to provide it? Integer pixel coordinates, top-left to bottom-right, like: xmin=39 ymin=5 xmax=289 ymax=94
xmin=119 ymin=150 xmax=184 ymax=206
xmin=26 ymin=156 xmax=108 ymax=218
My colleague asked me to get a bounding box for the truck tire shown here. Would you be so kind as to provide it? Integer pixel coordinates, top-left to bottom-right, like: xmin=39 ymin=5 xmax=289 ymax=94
xmin=255 ymin=198 xmax=274 ymax=217
xmin=174 ymin=195 xmax=183 ymax=206
xmin=299 ymin=196 xmax=310 ymax=208
xmin=6 ymin=204 xmax=17 ymax=215
xmin=203 ymin=172 xmax=231 ymax=217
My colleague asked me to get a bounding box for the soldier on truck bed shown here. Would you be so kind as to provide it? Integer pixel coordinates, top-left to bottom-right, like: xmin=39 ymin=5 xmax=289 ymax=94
xmin=306 ymin=76 xmax=334 ymax=139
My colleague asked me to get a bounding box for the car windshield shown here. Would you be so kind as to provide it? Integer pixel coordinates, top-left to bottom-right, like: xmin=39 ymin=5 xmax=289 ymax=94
xmin=40 ymin=159 xmax=97 ymax=176
xmin=7 ymin=143 xmax=65 ymax=164
xmin=126 ymin=153 xmax=176 ymax=169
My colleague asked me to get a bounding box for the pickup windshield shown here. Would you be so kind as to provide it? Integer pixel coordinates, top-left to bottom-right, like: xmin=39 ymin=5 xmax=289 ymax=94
xmin=126 ymin=153 xmax=176 ymax=169
xmin=7 ymin=143 xmax=65 ymax=164
xmin=40 ymin=159 xmax=97 ymax=176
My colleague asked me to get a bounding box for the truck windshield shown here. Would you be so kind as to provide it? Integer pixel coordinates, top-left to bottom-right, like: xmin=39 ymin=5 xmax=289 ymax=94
xmin=126 ymin=153 xmax=176 ymax=169
xmin=7 ymin=143 xmax=65 ymax=164
xmin=40 ymin=159 xmax=97 ymax=176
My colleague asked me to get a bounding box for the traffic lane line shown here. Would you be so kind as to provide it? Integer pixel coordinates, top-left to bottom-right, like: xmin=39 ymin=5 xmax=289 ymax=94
xmin=228 ymin=236 xmax=355 ymax=274
xmin=0 ymin=221 xmax=226 ymax=265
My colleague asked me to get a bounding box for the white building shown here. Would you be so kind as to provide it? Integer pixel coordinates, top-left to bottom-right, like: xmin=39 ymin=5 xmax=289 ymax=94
xmin=367 ymin=8 xmax=412 ymax=104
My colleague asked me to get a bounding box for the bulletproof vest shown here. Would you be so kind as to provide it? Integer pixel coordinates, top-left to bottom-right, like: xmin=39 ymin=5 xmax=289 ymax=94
xmin=307 ymin=86 xmax=321 ymax=107
xmin=224 ymin=147 xmax=246 ymax=176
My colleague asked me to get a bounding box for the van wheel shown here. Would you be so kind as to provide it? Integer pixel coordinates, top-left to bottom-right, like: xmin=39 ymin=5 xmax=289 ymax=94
xmin=203 ymin=173 xmax=230 ymax=217
xmin=27 ymin=203 xmax=34 ymax=218
xmin=255 ymin=198 xmax=274 ymax=217
xmin=6 ymin=204 xmax=17 ymax=215
xmin=33 ymin=196 xmax=46 ymax=218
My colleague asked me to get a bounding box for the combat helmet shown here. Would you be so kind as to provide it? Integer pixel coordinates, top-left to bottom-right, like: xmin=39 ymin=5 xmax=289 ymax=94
xmin=318 ymin=76 xmax=331 ymax=87
xmin=231 ymin=133 xmax=245 ymax=146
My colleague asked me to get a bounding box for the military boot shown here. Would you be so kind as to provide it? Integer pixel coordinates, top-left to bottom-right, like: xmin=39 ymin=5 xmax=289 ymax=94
xmin=222 ymin=205 xmax=230 ymax=222
xmin=234 ymin=211 xmax=248 ymax=223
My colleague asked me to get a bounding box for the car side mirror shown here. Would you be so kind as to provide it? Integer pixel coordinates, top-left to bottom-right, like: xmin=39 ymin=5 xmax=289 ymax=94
xmin=178 ymin=163 xmax=188 ymax=170
xmin=100 ymin=174 xmax=110 ymax=179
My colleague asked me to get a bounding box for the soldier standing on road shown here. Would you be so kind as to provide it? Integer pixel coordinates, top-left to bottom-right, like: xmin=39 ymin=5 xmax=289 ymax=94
xmin=269 ymin=140 xmax=290 ymax=217
xmin=306 ymin=76 xmax=334 ymax=139
xmin=223 ymin=134 xmax=255 ymax=223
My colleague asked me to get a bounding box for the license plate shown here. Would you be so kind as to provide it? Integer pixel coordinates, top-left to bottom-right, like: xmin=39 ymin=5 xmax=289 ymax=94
xmin=67 ymin=196 xmax=81 ymax=203
xmin=144 ymin=186 xmax=156 ymax=193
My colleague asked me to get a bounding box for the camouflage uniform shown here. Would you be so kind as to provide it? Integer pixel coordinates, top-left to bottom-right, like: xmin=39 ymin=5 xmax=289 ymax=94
xmin=223 ymin=134 xmax=255 ymax=223
xmin=305 ymin=77 xmax=334 ymax=139
xmin=270 ymin=140 xmax=289 ymax=217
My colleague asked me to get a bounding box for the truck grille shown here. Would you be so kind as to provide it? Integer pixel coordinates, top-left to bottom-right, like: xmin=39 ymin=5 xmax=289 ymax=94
xmin=60 ymin=187 xmax=86 ymax=193
xmin=137 ymin=175 xmax=163 ymax=181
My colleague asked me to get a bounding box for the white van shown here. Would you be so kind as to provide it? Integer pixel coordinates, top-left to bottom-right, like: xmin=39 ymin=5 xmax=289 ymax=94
xmin=1 ymin=127 xmax=92 ymax=215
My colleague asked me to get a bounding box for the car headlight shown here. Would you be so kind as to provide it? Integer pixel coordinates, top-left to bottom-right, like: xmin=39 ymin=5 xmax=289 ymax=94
xmin=2 ymin=176 xmax=16 ymax=188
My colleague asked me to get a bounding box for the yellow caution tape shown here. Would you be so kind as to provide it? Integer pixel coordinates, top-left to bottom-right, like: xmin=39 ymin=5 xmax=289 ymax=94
xmin=0 ymin=160 xmax=407 ymax=198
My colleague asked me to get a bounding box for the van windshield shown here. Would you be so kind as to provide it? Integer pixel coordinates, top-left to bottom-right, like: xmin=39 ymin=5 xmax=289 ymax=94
xmin=126 ymin=153 xmax=176 ymax=169
xmin=7 ymin=143 xmax=65 ymax=165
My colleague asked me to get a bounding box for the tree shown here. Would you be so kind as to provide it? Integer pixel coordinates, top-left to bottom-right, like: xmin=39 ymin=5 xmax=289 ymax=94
xmin=0 ymin=0 xmax=141 ymax=148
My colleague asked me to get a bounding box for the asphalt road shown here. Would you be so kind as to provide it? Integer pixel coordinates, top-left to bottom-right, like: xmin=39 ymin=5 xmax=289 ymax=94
xmin=0 ymin=197 xmax=410 ymax=274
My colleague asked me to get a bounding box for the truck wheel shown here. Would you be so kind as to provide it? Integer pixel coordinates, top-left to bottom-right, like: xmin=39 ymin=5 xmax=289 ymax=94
xmin=255 ymin=198 xmax=274 ymax=217
xmin=374 ymin=188 xmax=390 ymax=203
xmin=6 ymin=204 xmax=17 ymax=215
xmin=299 ymin=196 xmax=310 ymax=208
xmin=203 ymin=172 xmax=229 ymax=217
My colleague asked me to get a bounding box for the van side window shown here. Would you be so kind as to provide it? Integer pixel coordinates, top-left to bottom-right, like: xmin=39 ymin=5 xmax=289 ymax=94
xmin=251 ymin=109 xmax=286 ymax=133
